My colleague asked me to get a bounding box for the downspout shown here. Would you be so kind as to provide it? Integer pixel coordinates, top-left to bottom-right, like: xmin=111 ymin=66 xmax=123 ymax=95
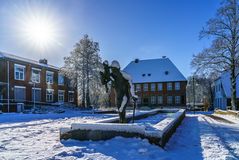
xmin=7 ymin=60 xmax=10 ymax=112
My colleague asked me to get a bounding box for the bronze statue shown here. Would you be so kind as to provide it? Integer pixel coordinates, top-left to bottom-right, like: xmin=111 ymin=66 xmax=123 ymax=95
xmin=100 ymin=60 xmax=137 ymax=123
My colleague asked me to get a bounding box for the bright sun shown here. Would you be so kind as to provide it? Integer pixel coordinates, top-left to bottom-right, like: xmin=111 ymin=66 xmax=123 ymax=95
xmin=21 ymin=15 xmax=58 ymax=50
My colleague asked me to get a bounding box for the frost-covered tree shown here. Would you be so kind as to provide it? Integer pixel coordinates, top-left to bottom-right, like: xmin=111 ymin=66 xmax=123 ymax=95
xmin=62 ymin=34 xmax=102 ymax=107
xmin=192 ymin=0 xmax=239 ymax=110
xmin=187 ymin=75 xmax=215 ymax=109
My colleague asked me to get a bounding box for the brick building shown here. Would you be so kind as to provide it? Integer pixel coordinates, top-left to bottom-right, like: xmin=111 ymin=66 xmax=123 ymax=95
xmin=0 ymin=52 xmax=77 ymax=112
xmin=122 ymin=57 xmax=187 ymax=107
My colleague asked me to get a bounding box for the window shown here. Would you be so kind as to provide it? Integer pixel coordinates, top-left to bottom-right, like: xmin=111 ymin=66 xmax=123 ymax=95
xmin=158 ymin=96 xmax=163 ymax=104
xmin=0 ymin=86 xmax=3 ymax=101
xmin=14 ymin=64 xmax=25 ymax=80
xmin=68 ymin=91 xmax=74 ymax=102
xmin=58 ymin=90 xmax=65 ymax=102
xmin=175 ymin=82 xmax=180 ymax=90
xmin=143 ymin=84 xmax=148 ymax=91
xmin=167 ymin=96 xmax=173 ymax=104
xmin=46 ymin=89 xmax=54 ymax=102
xmin=137 ymin=97 xmax=141 ymax=105
xmin=158 ymin=83 xmax=163 ymax=91
xmin=151 ymin=96 xmax=156 ymax=104
xmin=58 ymin=74 xmax=64 ymax=85
xmin=175 ymin=96 xmax=181 ymax=104
xmin=151 ymin=83 xmax=156 ymax=91
xmin=46 ymin=71 xmax=54 ymax=84
xmin=167 ymin=83 xmax=172 ymax=91
xmin=32 ymin=88 xmax=41 ymax=102
xmin=14 ymin=86 xmax=26 ymax=101
xmin=135 ymin=84 xmax=141 ymax=92
xmin=32 ymin=68 xmax=41 ymax=83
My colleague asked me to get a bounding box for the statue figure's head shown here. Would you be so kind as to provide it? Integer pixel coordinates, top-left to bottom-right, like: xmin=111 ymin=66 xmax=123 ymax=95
xmin=111 ymin=60 xmax=120 ymax=70
xmin=103 ymin=60 xmax=109 ymax=66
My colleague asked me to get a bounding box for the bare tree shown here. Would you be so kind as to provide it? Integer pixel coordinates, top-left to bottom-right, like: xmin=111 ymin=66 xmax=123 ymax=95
xmin=63 ymin=34 xmax=101 ymax=108
xmin=192 ymin=0 xmax=239 ymax=110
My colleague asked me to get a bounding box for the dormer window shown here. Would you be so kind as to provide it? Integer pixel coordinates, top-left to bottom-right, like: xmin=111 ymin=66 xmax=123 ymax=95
xmin=165 ymin=71 xmax=169 ymax=75
xmin=142 ymin=74 xmax=146 ymax=77
xmin=148 ymin=73 xmax=151 ymax=76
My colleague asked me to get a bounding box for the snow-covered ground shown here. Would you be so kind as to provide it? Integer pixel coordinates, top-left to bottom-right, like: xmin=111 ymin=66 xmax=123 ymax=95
xmin=213 ymin=113 xmax=239 ymax=124
xmin=0 ymin=111 xmax=239 ymax=160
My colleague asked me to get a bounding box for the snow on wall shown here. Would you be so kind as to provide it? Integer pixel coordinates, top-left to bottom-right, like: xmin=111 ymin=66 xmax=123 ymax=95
xmin=71 ymin=123 xmax=146 ymax=134
xmin=142 ymin=109 xmax=185 ymax=138
xmin=60 ymin=109 xmax=185 ymax=142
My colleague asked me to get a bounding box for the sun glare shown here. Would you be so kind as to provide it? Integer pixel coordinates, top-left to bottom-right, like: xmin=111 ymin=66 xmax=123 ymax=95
xmin=21 ymin=15 xmax=58 ymax=50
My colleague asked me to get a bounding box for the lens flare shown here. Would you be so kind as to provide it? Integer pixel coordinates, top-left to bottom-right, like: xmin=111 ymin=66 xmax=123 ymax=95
xmin=21 ymin=15 xmax=57 ymax=49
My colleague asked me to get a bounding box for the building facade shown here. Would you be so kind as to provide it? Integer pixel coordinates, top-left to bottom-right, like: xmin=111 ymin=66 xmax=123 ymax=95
xmin=0 ymin=52 xmax=77 ymax=112
xmin=111 ymin=57 xmax=187 ymax=107
xmin=214 ymin=71 xmax=239 ymax=110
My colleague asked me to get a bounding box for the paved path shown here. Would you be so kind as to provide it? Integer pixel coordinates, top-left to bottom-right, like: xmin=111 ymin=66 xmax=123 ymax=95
xmin=165 ymin=113 xmax=239 ymax=160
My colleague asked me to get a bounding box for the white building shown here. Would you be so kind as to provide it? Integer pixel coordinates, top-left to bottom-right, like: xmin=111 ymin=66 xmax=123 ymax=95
xmin=214 ymin=71 xmax=239 ymax=110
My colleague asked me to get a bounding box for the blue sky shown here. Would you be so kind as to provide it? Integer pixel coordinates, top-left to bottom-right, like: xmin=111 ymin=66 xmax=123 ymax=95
xmin=0 ymin=0 xmax=220 ymax=77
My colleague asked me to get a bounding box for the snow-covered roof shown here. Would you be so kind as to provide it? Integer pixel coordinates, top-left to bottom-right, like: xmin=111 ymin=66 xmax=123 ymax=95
xmin=220 ymin=71 xmax=239 ymax=98
xmin=0 ymin=51 xmax=59 ymax=70
xmin=123 ymin=58 xmax=187 ymax=83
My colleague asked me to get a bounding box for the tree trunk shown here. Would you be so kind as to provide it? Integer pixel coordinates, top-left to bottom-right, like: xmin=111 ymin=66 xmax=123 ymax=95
xmin=82 ymin=79 xmax=86 ymax=108
xmin=231 ymin=66 xmax=237 ymax=110
xmin=209 ymin=80 xmax=214 ymax=107
xmin=86 ymin=78 xmax=90 ymax=107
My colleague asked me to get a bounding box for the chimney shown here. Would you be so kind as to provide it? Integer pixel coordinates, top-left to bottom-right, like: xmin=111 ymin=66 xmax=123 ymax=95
xmin=134 ymin=58 xmax=139 ymax=63
xmin=39 ymin=59 xmax=48 ymax=65
xmin=162 ymin=56 xmax=166 ymax=59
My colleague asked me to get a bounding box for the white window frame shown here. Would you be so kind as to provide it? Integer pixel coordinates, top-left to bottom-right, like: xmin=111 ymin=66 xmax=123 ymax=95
xmin=158 ymin=83 xmax=163 ymax=91
xmin=31 ymin=68 xmax=41 ymax=83
xmin=151 ymin=83 xmax=156 ymax=91
xmin=68 ymin=91 xmax=74 ymax=102
xmin=14 ymin=64 xmax=25 ymax=81
xmin=58 ymin=90 xmax=65 ymax=102
xmin=14 ymin=86 xmax=26 ymax=101
xmin=151 ymin=96 xmax=156 ymax=104
xmin=46 ymin=71 xmax=54 ymax=84
xmin=175 ymin=82 xmax=180 ymax=91
xmin=32 ymin=88 xmax=41 ymax=102
xmin=167 ymin=96 xmax=173 ymax=104
xmin=58 ymin=74 xmax=64 ymax=85
xmin=143 ymin=83 xmax=148 ymax=91
xmin=175 ymin=96 xmax=181 ymax=104
xmin=46 ymin=89 xmax=54 ymax=102
xmin=158 ymin=96 xmax=163 ymax=104
xmin=137 ymin=96 xmax=141 ymax=105
xmin=135 ymin=84 xmax=141 ymax=92
xmin=167 ymin=82 xmax=172 ymax=91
